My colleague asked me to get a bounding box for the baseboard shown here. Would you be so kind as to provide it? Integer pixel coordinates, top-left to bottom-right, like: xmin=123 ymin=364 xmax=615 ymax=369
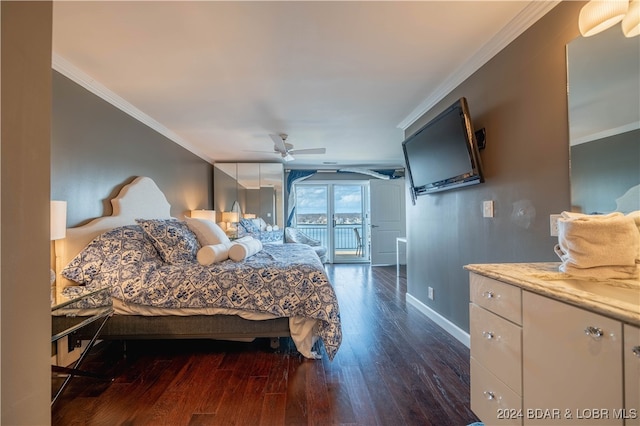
xmin=406 ymin=292 xmax=470 ymax=348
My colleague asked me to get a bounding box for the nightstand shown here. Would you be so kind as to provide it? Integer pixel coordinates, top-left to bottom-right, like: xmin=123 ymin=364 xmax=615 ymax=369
xmin=51 ymin=286 xmax=113 ymax=405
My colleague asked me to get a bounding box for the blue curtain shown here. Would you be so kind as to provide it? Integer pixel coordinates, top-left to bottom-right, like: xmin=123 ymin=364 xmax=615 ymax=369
xmin=286 ymin=170 xmax=317 ymax=227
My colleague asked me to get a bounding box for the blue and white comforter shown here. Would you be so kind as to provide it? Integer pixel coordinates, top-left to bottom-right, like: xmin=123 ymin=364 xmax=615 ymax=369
xmin=64 ymin=237 xmax=341 ymax=359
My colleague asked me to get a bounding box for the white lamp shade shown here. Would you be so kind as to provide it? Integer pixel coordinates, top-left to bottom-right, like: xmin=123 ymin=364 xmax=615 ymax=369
xmin=50 ymin=200 xmax=67 ymax=240
xmin=579 ymin=0 xmax=629 ymax=36
xmin=222 ymin=211 xmax=239 ymax=223
xmin=190 ymin=209 xmax=216 ymax=221
xmin=622 ymin=0 xmax=640 ymax=37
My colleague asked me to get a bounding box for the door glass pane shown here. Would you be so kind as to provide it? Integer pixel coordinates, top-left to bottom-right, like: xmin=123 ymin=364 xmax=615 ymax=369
xmin=334 ymin=185 xmax=366 ymax=259
xmin=294 ymin=185 xmax=328 ymax=248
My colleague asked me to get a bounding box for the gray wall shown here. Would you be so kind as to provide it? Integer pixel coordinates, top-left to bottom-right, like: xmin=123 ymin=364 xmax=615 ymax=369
xmin=1 ymin=2 xmax=52 ymax=424
xmin=51 ymin=71 xmax=213 ymax=226
xmin=405 ymin=2 xmax=581 ymax=332
xmin=571 ymin=129 xmax=640 ymax=214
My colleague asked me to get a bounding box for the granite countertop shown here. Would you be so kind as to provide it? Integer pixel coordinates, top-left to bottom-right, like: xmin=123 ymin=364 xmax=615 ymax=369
xmin=464 ymin=262 xmax=640 ymax=326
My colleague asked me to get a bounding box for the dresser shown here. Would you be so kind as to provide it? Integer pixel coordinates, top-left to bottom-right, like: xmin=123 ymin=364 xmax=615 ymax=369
xmin=470 ymin=272 xmax=523 ymax=425
xmin=466 ymin=263 xmax=640 ymax=426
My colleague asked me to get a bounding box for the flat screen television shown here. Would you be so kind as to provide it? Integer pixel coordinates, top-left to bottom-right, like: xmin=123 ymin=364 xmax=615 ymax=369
xmin=402 ymin=97 xmax=484 ymax=199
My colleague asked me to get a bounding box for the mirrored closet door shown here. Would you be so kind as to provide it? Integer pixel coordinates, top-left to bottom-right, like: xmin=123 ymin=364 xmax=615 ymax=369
xmin=213 ymin=163 xmax=284 ymax=236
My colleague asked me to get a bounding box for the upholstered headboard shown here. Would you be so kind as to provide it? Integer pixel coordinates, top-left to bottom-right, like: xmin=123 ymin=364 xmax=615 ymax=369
xmin=55 ymin=176 xmax=173 ymax=293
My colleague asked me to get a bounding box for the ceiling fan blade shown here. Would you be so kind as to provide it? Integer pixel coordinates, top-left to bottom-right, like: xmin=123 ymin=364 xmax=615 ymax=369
xmin=269 ymin=134 xmax=288 ymax=153
xmin=282 ymin=152 xmax=295 ymax=162
xmin=288 ymin=148 xmax=326 ymax=155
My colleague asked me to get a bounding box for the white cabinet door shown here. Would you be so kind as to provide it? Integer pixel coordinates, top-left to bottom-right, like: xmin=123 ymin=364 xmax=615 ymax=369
xmin=624 ymin=324 xmax=640 ymax=426
xmin=523 ymin=291 xmax=623 ymax=425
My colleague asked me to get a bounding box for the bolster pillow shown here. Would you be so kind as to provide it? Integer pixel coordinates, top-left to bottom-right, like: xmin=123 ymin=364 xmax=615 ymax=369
xmin=197 ymin=243 xmax=231 ymax=266
xmin=232 ymin=236 xmax=254 ymax=245
xmin=229 ymin=237 xmax=263 ymax=262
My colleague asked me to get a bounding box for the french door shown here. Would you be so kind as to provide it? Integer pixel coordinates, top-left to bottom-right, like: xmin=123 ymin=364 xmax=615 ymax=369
xmin=294 ymin=182 xmax=369 ymax=263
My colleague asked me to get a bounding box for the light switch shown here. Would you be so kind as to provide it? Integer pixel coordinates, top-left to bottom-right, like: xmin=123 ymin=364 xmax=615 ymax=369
xmin=483 ymin=200 xmax=494 ymax=218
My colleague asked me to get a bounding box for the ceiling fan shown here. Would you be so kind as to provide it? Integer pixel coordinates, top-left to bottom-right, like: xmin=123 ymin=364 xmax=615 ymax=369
xmin=269 ymin=134 xmax=326 ymax=162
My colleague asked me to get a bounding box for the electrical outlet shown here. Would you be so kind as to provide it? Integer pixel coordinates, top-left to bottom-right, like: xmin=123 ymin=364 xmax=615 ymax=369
xmin=428 ymin=287 xmax=434 ymax=300
xmin=550 ymin=214 xmax=561 ymax=237
xmin=482 ymin=200 xmax=494 ymax=218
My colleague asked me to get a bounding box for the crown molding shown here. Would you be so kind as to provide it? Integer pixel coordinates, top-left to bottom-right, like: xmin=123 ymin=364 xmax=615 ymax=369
xmin=52 ymin=53 xmax=214 ymax=164
xmin=398 ymin=1 xmax=562 ymax=131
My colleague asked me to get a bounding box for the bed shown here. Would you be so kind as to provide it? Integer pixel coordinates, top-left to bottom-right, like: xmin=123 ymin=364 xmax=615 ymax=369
xmin=53 ymin=176 xmax=341 ymax=360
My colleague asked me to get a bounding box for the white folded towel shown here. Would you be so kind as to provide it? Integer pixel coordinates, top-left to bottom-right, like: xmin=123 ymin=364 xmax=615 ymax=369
xmin=229 ymin=236 xmax=263 ymax=261
xmin=629 ymin=210 xmax=640 ymax=233
xmin=556 ymin=262 xmax=638 ymax=280
xmin=556 ymin=211 xmax=640 ymax=279
xmin=197 ymin=243 xmax=231 ymax=266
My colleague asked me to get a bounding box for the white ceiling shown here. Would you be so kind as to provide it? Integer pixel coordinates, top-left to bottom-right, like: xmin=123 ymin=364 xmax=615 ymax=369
xmin=52 ymin=1 xmax=557 ymax=169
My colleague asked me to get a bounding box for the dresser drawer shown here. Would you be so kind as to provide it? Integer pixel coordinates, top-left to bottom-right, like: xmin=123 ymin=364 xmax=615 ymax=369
xmin=624 ymin=324 xmax=640 ymax=426
xmin=471 ymin=357 xmax=523 ymax=426
xmin=470 ymin=272 xmax=522 ymax=325
xmin=470 ymin=303 xmax=522 ymax=394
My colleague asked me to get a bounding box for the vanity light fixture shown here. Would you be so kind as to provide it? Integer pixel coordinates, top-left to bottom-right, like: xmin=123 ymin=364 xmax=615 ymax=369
xmin=622 ymin=0 xmax=640 ymax=37
xmin=579 ymin=0 xmax=639 ymax=37
xmin=190 ymin=209 xmax=216 ymax=222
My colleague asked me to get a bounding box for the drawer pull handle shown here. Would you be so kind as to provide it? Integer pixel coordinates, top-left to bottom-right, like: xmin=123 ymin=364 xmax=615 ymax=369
xmin=632 ymin=346 xmax=640 ymax=357
xmin=584 ymin=326 xmax=603 ymax=339
xmin=484 ymin=391 xmax=496 ymax=400
xmin=482 ymin=291 xmax=495 ymax=299
xmin=482 ymin=331 xmax=495 ymax=340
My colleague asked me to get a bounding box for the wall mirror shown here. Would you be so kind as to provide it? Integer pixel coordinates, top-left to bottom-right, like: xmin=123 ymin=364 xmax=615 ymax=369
xmin=213 ymin=163 xmax=238 ymax=218
xmin=256 ymin=163 xmax=284 ymax=228
xmin=213 ymin=163 xmax=284 ymax=228
xmin=567 ymin=26 xmax=639 ymax=214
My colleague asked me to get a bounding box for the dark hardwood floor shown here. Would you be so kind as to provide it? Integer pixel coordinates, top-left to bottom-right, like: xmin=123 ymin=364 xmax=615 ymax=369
xmin=52 ymin=264 xmax=479 ymax=426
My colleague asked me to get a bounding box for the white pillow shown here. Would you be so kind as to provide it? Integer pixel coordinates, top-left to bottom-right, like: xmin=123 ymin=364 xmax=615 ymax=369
xmin=250 ymin=217 xmax=269 ymax=231
xmin=185 ymin=217 xmax=231 ymax=246
xmin=250 ymin=218 xmax=263 ymax=231
xmin=228 ymin=237 xmax=263 ymax=261
xmin=197 ymin=243 xmax=231 ymax=266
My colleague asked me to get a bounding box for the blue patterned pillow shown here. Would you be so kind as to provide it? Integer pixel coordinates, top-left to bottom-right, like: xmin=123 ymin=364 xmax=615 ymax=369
xmin=62 ymin=225 xmax=162 ymax=285
xmin=239 ymin=218 xmax=260 ymax=234
xmin=136 ymin=219 xmax=201 ymax=264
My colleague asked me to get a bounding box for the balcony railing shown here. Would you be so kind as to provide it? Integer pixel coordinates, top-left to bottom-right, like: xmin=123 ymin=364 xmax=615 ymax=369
xmin=296 ymin=224 xmax=365 ymax=254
